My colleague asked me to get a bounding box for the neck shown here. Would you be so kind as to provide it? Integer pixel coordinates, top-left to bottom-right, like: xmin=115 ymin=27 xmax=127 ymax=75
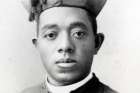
xmin=45 ymin=72 xmax=93 ymax=93
xmin=47 ymin=75 xmax=90 ymax=86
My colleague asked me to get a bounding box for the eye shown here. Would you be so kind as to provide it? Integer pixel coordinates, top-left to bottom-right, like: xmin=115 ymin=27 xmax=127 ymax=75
xmin=43 ymin=32 xmax=57 ymax=40
xmin=73 ymin=30 xmax=87 ymax=39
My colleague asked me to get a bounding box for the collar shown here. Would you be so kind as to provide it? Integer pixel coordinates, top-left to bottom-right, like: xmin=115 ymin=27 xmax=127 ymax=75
xmin=45 ymin=72 xmax=93 ymax=93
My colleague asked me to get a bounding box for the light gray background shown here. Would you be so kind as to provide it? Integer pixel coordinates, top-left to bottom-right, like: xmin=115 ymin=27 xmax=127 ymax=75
xmin=0 ymin=0 xmax=140 ymax=93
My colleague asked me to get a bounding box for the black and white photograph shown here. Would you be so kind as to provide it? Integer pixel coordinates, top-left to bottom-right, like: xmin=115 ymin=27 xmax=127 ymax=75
xmin=0 ymin=0 xmax=139 ymax=93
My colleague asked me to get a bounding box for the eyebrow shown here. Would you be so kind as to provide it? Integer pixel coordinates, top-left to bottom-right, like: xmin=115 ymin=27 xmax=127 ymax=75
xmin=41 ymin=24 xmax=59 ymax=31
xmin=68 ymin=22 xmax=88 ymax=31
xmin=40 ymin=24 xmax=59 ymax=35
xmin=40 ymin=22 xmax=88 ymax=34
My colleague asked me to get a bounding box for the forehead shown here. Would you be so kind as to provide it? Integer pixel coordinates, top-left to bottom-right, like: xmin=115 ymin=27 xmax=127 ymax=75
xmin=39 ymin=7 xmax=91 ymax=29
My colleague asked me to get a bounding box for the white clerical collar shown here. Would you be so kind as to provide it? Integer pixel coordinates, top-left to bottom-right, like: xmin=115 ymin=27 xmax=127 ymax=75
xmin=45 ymin=72 xmax=93 ymax=93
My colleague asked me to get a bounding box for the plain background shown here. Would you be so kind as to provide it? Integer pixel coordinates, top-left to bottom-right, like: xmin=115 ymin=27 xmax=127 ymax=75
xmin=0 ymin=0 xmax=140 ymax=93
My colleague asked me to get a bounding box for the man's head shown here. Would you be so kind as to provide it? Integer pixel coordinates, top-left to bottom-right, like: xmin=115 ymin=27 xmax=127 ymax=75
xmin=22 ymin=0 xmax=106 ymax=86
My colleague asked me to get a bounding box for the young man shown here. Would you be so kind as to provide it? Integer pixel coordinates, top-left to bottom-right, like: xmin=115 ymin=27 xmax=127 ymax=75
xmin=22 ymin=0 xmax=117 ymax=93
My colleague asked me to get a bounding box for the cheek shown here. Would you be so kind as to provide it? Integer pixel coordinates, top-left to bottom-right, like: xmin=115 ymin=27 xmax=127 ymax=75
xmin=37 ymin=41 xmax=57 ymax=71
xmin=75 ymin=43 xmax=94 ymax=74
xmin=81 ymin=44 xmax=94 ymax=59
xmin=76 ymin=40 xmax=95 ymax=64
xmin=38 ymin=44 xmax=49 ymax=57
xmin=37 ymin=41 xmax=54 ymax=62
xmin=78 ymin=40 xmax=95 ymax=55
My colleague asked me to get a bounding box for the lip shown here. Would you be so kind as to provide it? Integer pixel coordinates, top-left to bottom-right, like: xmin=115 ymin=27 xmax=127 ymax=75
xmin=56 ymin=58 xmax=77 ymax=68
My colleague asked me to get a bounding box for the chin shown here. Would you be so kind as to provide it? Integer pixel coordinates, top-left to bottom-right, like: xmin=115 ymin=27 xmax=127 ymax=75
xmin=54 ymin=72 xmax=86 ymax=85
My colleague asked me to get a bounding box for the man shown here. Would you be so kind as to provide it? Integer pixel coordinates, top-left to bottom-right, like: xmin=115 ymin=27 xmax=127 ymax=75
xmin=21 ymin=0 xmax=117 ymax=93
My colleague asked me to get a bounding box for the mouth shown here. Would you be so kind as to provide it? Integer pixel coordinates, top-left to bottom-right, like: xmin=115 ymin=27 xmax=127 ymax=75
xmin=56 ymin=58 xmax=77 ymax=68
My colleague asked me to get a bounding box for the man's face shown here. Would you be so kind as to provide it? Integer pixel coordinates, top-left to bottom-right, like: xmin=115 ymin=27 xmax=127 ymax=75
xmin=35 ymin=7 xmax=97 ymax=86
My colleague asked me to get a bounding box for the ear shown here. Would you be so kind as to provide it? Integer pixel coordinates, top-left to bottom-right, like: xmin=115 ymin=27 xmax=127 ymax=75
xmin=94 ymin=33 xmax=105 ymax=54
xmin=32 ymin=38 xmax=38 ymax=47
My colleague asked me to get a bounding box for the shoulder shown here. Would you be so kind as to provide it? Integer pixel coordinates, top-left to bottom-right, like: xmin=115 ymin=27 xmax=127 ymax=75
xmin=98 ymin=82 xmax=118 ymax=93
xmin=21 ymin=82 xmax=48 ymax=93
xmin=89 ymin=73 xmax=118 ymax=93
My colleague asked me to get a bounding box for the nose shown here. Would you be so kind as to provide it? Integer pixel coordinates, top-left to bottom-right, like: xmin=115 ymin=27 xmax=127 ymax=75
xmin=58 ymin=34 xmax=75 ymax=54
